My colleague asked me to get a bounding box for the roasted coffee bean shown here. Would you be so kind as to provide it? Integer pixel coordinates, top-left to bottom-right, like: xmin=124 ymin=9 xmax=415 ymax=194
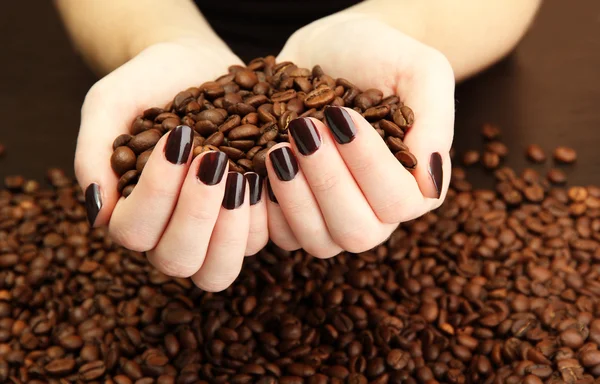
xmin=486 ymin=141 xmax=509 ymax=157
xmin=482 ymin=151 xmax=501 ymax=169
xmin=113 ymin=134 xmax=133 ymax=150
xmin=395 ymin=151 xmax=417 ymax=169
xmin=546 ymin=168 xmax=567 ymax=184
xmin=462 ymin=150 xmax=480 ymax=166
xmin=354 ymin=89 xmax=383 ymax=110
xmin=393 ymin=106 xmax=414 ymax=129
xmin=481 ymin=123 xmax=501 ymax=140
xmin=128 ymin=129 xmax=162 ymax=154
xmin=304 ymin=87 xmax=336 ymax=108
xmin=553 ymin=146 xmax=577 ymax=163
xmin=111 ymin=146 xmax=137 ymax=176
xmin=526 ymin=144 xmax=546 ymax=163
xmin=79 ymin=361 xmax=106 ymax=381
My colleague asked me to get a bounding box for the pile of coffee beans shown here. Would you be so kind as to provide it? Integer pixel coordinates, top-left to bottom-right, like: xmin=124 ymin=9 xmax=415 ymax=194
xmin=3 ymin=136 xmax=600 ymax=383
xmin=110 ymin=57 xmax=416 ymax=197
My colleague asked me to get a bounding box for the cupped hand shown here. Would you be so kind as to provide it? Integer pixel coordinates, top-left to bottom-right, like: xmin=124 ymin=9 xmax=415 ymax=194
xmin=267 ymin=14 xmax=455 ymax=257
xmin=76 ymin=38 xmax=268 ymax=291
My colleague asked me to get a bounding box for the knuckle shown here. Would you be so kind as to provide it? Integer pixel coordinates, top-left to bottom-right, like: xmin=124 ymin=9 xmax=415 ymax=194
xmin=109 ymin=225 xmax=154 ymax=253
xmin=331 ymin=224 xmax=381 ymax=254
xmin=148 ymin=252 xmax=200 ymax=279
xmin=372 ymin=194 xmax=421 ymax=224
xmin=193 ymin=274 xmax=236 ymax=293
xmin=280 ymin=194 xmax=314 ymax=216
xmin=309 ymin=172 xmax=340 ymax=194
xmin=142 ymin=176 xmax=178 ymax=202
xmin=307 ymin=244 xmax=342 ymax=259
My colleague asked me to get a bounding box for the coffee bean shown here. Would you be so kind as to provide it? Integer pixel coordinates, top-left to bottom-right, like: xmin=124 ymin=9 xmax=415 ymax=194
xmin=392 ymin=106 xmax=414 ymax=129
xmin=111 ymin=146 xmax=137 ymax=176
xmin=128 ymin=129 xmax=161 ymax=154
xmin=553 ymin=146 xmax=577 ymax=163
xmin=45 ymin=358 xmax=76 ymax=376
xmin=395 ymin=151 xmax=417 ymax=169
xmin=547 ymin=168 xmax=567 ymax=184
xmin=526 ymin=144 xmax=546 ymax=163
xmin=486 ymin=141 xmax=509 ymax=157
xmin=462 ymin=150 xmax=480 ymax=166
xmin=304 ymin=87 xmax=336 ymax=108
xmin=482 ymin=151 xmax=501 ymax=169
xmin=79 ymin=361 xmax=106 ymax=381
xmin=481 ymin=123 xmax=501 ymax=140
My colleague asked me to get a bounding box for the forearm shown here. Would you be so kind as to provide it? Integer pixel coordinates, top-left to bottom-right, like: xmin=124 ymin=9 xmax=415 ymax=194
xmin=344 ymin=0 xmax=542 ymax=81
xmin=54 ymin=0 xmax=230 ymax=75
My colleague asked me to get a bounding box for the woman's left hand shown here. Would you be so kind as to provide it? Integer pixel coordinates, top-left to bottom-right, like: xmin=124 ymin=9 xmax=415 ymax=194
xmin=265 ymin=14 xmax=455 ymax=258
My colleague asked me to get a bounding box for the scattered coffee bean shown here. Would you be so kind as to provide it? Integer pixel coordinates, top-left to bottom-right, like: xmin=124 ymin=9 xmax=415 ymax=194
xmin=547 ymin=168 xmax=567 ymax=184
xmin=462 ymin=150 xmax=480 ymax=166
xmin=526 ymin=144 xmax=546 ymax=163
xmin=481 ymin=123 xmax=501 ymax=140
xmin=554 ymin=146 xmax=577 ymax=163
xmin=482 ymin=151 xmax=501 ymax=169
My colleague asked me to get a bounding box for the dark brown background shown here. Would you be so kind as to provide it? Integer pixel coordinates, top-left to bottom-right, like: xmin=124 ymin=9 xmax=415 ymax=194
xmin=1 ymin=1 xmax=599 ymax=187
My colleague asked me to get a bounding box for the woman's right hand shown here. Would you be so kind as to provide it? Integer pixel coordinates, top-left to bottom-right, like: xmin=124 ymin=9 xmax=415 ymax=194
xmin=77 ymin=38 xmax=269 ymax=292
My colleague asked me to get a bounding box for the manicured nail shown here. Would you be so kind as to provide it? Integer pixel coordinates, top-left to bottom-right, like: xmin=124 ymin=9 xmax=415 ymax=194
xmin=266 ymin=178 xmax=278 ymax=204
xmin=198 ymin=151 xmax=228 ymax=185
xmin=85 ymin=183 xmax=102 ymax=226
xmin=269 ymin=147 xmax=298 ymax=181
xmin=429 ymin=152 xmax=443 ymax=199
xmin=245 ymin=172 xmax=262 ymax=205
xmin=324 ymin=106 xmax=357 ymax=144
xmin=289 ymin=117 xmax=322 ymax=156
xmin=164 ymin=125 xmax=194 ymax=164
xmin=223 ymin=172 xmax=246 ymax=209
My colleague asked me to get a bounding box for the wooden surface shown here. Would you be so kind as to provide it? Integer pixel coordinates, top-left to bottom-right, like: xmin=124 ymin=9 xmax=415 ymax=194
xmin=0 ymin=1 xmax=599 ymax=187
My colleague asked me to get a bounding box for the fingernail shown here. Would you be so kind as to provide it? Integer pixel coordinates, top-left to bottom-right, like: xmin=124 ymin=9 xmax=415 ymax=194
xmin=198 ymin=151 xmax=228 ymax=185
xmin=289 ymin=117 xmax=322 ymax=156
xmin=223 ymin=172 xmax=246 ymax=209
xmin=85 ymin=183 xmax=102 ymax=226
xmin=245 ymin=172 xmax=262 ymax=205
xmin=269 ymin=147 xmax=298 ymax=181
xmin=165 ymin=125 xmax=194 ymax=164
xmin=428 ymin=152 xmax=443 ymax=199
xmin=324 ymin=106 xmax=357 ymax=144
xmin=266 ymin=178 xmax=278 ymax=204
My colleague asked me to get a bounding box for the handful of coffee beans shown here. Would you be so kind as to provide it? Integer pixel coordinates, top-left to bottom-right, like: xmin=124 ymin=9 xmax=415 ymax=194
xmin=110 ymin=56 xmax=416 ymax=197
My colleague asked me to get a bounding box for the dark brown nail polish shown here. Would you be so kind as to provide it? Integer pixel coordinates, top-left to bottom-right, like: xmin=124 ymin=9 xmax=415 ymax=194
xmin=324 ymin=106 xmax=357 ymax=144
xmin=85 ymin=183 xmax=102 ymax=226
xmin=164 ymin=125 xmax=194 ymax=164
xmin=223 ymin=172 xmax=246 ymax=209
xmin=198 ymin=151 xmax=227 ymax=185
xmin=429 ymin=152 xmax=443 ymax=198
xmin=266 ymin=178 xmax=278 ymax=204
xmin=289 ymin=117 xmax=321 ymax=156
xmin=269 ymin=147 xmax=298 ymax=181
xmin=245 ymin=172 xmax=262 ymax=205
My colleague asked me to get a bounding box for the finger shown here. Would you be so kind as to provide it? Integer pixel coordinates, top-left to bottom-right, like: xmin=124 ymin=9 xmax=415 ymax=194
xmin=400 ymin=48 xmax=455 ymax=202
xmin=265 ymin=178 xmax=302 ymax=252
xmin=244 ymin=172 xmax=269 ymax=256
xmin=191 ymin=172 xmax=250 ymax=292
xmin=146 ymin=151 xmax=228 ymax=277
xmin=77 ymin=82 xmax=138 ymax=228
xmin=306 ymin=109 xmax=427 ymax=224
xmin=279 ymin=120 xmax=394 ymax=253
xmin=266 ymin=144 xmax=342 ymax=258
xmin=108 ymin=125 xmax=194 ymax=252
